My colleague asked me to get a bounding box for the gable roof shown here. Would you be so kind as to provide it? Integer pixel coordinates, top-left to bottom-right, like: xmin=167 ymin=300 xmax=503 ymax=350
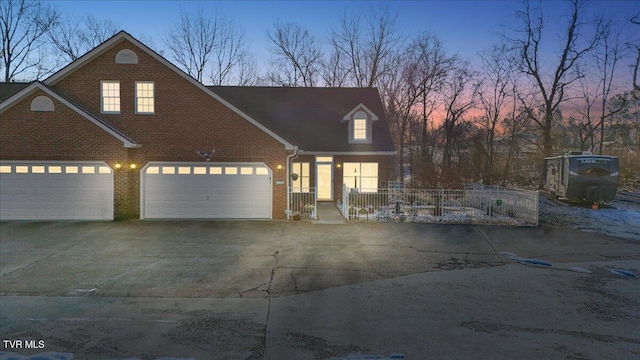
xmin=44 ymin=30 xmax=294 ymax=150
xmin=210 ymin=87 xmax=396 ymax=153
xmin=0 ymin=82 xmax=140 ymax=148
xmin=0 ymin=82 xmax=31 ymax=103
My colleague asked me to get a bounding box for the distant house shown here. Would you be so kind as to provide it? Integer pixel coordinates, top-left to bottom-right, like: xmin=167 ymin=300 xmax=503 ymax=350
xmin=0 ymin=31 xmax=395 ymax=220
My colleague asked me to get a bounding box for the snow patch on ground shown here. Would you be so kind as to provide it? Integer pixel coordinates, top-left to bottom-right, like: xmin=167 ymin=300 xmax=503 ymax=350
xmin=538 ymin=193 xmax=640 ymax=241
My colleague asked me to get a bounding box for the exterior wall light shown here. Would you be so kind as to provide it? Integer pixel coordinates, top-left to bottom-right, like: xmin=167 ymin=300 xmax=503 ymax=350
xmin=130 ymin=164 xmax=137 ymax=169
xmin=336 ymin=164 xmax=341 ymax=168
xmin=277 ymin=164 xmax=283 ymax=170
xmin=115 ymin=163 xmax=122 ymax=169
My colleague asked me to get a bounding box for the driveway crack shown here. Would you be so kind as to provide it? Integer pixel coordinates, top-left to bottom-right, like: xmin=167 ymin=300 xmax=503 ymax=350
xmin=261 ymin=249 xmax=279 ymax=359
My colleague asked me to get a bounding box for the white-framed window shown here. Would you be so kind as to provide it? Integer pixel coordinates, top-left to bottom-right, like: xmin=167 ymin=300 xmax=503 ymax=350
xmin=292 ymin=162 xmax=310 ymax=192
xmin=101 ymin=81 xmax=120 ymax=113
xmin=135 ymin=81 xmax=154 ymax=114
xmin=343 ymin=162 xmax=378 ymax=192
xmin=353 ymin=118 xmax=367 ymax=140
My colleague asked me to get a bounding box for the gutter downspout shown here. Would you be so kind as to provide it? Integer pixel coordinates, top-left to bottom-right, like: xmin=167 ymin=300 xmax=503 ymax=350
xmin=285 ymin=146 xmax=299 ymax=219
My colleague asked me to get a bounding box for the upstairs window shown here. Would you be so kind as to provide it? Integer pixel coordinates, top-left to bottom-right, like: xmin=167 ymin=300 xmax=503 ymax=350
xmin=343 ymin=107 xmax=376 ymax=144
xmin=353 ymin=118 xmax=367 ymax=140
xmin=136 ymin=82 xmax=155 ymax=114
xmin=101 ymin=81 xmax=120 ymax=113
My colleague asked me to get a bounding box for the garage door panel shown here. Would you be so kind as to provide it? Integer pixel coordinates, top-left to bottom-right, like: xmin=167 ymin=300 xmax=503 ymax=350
xmin=142 ymin=163 xmax=271 ymax=219
xmin=0 ymin=162 xmax=114 ymax=220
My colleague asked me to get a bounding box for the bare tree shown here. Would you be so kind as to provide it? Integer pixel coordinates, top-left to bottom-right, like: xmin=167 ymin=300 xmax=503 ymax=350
xmin=571 ymin=63 xmax=600 ymax=150
xmin=235 ymin=54 xmax=259 ymax=86
xmin=380 ymin=58 xmax=421 ymax=182
xmin=48 ymin=14 xmax=118 ymax=61
xmin=595 ymin=18 xmax=628 ymax=154
xmin=1 ymin=0 xmax=59 ymax=81
xmin=321 ymin=44 xmax=351 ymax=87
xmin=630 ymin=13 xmax=640 ymax=91
xmin=507 ymin=0 xmax=600 ymax=161
xmin=476 ymin=44 xmax=517 ymax=184
xmin=441 ymin=63 xmax=476 ymax=172
xmin=408 ymin=32 xmax=457 ymax=160
xmin=266 ymin=21 xmax=322 ymax=87
xmin=329 ymin=5 xmax=402 ymax=87
xmin=163 ymin=6 xmax=251 ymax=85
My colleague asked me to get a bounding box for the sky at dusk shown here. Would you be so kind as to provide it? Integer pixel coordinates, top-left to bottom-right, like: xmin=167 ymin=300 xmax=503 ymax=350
xmin=52 ymin=0 xmax=639 ymax=87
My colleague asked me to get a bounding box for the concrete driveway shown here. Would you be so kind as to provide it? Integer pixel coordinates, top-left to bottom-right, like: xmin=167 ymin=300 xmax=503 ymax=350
xmin=1 ymin=220 xmax=639 ymax=359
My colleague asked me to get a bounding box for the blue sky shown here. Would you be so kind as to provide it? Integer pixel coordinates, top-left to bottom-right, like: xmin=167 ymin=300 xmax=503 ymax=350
xmin=53 ymin=0 xmax=639 ymax=82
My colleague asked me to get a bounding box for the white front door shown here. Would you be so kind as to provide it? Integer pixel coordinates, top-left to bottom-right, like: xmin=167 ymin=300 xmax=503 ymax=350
xmin=316 ymin=157 xmax=333 ymax=200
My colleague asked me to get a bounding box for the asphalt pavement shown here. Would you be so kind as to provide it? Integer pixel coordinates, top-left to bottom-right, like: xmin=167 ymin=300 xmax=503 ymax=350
xmin=1 ymin=220 xmax=638 ymax=359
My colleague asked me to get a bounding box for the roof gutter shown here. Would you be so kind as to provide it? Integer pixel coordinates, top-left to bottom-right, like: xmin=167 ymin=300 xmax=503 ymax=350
xmin=285 ymin=146 xmax=299 ymax=220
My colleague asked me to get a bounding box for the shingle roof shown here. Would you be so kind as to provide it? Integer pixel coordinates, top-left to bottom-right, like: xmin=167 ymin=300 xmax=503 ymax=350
xmin=209 ymin=86 xmax=396 ymax=153
xmin=0 ymin=82 xmax=31 ymax=103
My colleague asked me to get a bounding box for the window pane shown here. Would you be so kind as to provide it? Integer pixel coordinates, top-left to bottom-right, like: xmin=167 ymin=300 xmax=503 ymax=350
xmin=98 ymin=166 xmax=111 ymax=174
xmin=240 ymin=167 xmax=253 ymax=175
xmin=354 ymin=119 xmax=367 ymax=140
xmin=16 ymin=166 xmax=29 ymax=173
xmin=225 ymin=167 xmax=237 ymax=175
xmin=178 ymin=167 xmax=191 ymax=174
xmin=316 ymin=156 xmax=333 ymax=163
xmin=210 ymin=167 xmax=222 ymax=174
xmin=102 ymin=81 xmax=120 ymax=113
xmin=82 ymin=166 xmax=95 ymax=174
xmin=361 ymin=178 xmax=378 ymax=192
xmin=255 ymin=167 xmax=268 ymax=175
xmin=31 ymin=166 xmax=45 ymax=173
xmin=343 ymin=163 xmax=358 ymax=176
xmin=360 ymin=162 xmax=378 ymax=177
xmin=136 ymin=82 xmax=154 ymax=114
xmin=48 ymin=166 xmax=62 ymax=173
xmin=0 ymin=165 xmax=11 ymax=173
xmin=193 ymin=167 xmax=206 ymax=174
xmin=65 ymin=166 xmax=78 ymax=174
xmin=146 ymin=166 xmax=159 ymax=174
xmin=162 ymin=167 xmax=175 ymax=174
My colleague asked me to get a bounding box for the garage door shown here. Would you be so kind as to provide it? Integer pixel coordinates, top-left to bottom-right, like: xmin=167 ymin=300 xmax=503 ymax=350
xmin=0 ymin=161 xmax=114 ymax=220
xmin=141 ymin=162 xmax=272 ymax=219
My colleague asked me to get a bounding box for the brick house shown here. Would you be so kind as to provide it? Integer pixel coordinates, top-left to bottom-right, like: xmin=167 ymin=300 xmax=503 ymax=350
xmin=0 ymin=31 xmax=396 ymax=220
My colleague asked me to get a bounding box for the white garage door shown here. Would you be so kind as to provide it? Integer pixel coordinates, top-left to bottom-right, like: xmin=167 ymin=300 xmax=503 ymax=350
xmin=0 ymin=161 xmax=114 ymax=220
xmin=141 ymin=162 xmax=272 ymax=219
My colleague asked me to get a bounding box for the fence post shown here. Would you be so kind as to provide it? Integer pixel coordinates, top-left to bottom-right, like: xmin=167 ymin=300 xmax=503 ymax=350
xmin=489 ymin=188 xmax=492 ymax=225
xmin=342 ymin=184 xmax=349 ymax=220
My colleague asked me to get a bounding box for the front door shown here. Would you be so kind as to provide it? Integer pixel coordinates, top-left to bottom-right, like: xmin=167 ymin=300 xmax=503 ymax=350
xmin=316 ymin=157 xmax=333 ymax=200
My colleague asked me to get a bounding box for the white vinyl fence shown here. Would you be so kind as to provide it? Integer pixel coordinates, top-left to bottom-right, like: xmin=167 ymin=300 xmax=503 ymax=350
xmin=289 ymin=187 xmax=317 ymax=219
xmin=338 ymin=184 xmax=538 ymax=226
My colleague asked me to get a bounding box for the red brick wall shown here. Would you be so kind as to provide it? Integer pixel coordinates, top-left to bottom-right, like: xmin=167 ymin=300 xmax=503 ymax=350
xmin=2 ymin=39 xmax=290 ymax=219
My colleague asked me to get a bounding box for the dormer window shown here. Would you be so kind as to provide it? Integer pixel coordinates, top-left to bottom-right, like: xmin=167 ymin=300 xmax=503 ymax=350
xmin=342 ymin=103 xmax=378 ymax=144
xmin=353 ymin=118 xmax=367 ymax=140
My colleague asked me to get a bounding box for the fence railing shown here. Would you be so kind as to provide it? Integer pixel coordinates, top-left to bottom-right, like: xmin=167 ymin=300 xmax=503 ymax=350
xmin=339 ymin=184 xmax=538 ymax=226
xmin=289 ymin=187 xmax=317 ymax=220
